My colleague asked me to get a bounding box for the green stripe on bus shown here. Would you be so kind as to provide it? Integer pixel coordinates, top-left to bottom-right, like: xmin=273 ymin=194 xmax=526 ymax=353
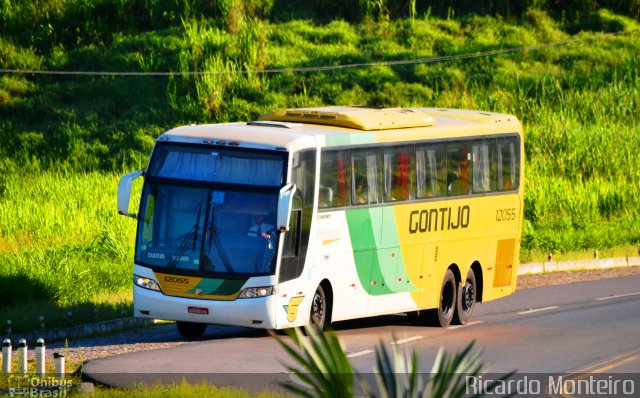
xmin=346 ymin=209 xmax=392 ymax=295
xmin=189 ymin=278 xmax=247 ymax=295
xmin=346 ymin=208 xmax=415 ymax=295
xmin=377 ymin=207 xmax=415 ymax=293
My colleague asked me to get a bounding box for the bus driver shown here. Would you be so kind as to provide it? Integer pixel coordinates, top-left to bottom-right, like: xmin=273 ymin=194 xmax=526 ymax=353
xmin=247 ymin=214 xmax=274 ymax=239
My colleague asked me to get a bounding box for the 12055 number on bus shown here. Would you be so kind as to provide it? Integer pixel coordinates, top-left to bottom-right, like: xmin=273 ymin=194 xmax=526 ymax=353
xmin=496 ymin=208 xmax=517 ymax=222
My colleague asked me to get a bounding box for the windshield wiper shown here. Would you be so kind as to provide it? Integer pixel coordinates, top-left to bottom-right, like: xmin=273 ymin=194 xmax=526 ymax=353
xmin=193 ymin=205 xmax=202 ymax=251
xmin=166 ymin=226 xmax=195 ymax=269
xmin=207 ymin=206 xmax=235 ymax=274
xmin=168 ymin=205 xmax=202 ymax=269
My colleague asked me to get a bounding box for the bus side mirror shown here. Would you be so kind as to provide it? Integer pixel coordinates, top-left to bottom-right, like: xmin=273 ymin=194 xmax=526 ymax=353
xmin=277 ymin=183 xmax=297 ymax=232
xmin=118 ymin=170 xmax=143 ymax=219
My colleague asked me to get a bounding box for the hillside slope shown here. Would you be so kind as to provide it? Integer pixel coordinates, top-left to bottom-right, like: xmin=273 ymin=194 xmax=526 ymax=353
xmin=1 ymin=2 xmax=639 ymax=256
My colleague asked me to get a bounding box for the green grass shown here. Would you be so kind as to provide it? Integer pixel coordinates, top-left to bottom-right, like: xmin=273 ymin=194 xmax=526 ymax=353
xmin=0 ymin=170 xmax=138 ymax=252
xmin=0 ymin=171 xmax=139 ymax=333
xmin=0 ymin=291 xmax=132 ymax=335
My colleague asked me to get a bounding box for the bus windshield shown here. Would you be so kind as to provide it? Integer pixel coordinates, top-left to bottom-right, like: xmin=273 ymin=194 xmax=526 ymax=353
xmin=135 ymin=184 xmax=279 ymax=276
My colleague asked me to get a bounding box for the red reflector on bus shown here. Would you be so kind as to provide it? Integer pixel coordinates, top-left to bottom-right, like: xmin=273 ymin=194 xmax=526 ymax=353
xmin=188 ymin=307 xmax=209 ymax=315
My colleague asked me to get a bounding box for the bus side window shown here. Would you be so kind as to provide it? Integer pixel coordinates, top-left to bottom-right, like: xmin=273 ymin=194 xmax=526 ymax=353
xmin=416 ymin=143 xmax=446 ymax=198
xmin=351 ymin=148 xmax=381 ymax=205
xmin=447 ymin=142 xmax=472 ymax=196
xmin=383 ymin=145 xmax=415 ymax=202
xmin=319 ymin=150 xmax=351 ymax=208
xmin=472 ymin=139 xmax=497 ymax=193
xmin=497 ymin=137 xmax=519 ymax=191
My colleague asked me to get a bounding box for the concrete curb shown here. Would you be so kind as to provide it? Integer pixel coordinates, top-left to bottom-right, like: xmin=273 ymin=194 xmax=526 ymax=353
xmin=2 ymin=317 xmax=155 ymax=344
xmin=518 ymin=256 xmax=640 ymax=275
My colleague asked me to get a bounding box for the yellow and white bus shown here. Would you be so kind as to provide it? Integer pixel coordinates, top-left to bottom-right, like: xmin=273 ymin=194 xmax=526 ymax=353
xmin=118 ymin=106 xmax=524 ymax=337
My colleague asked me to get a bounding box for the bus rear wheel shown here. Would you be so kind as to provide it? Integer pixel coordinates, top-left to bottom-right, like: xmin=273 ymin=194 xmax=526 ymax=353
xmin=310 ymin=284 xmax=330 ymax=330
xmin=176 ymin=321 xmax=207 ymax=339
xmin=427 ymin=269 xmax=457 ymax=327
xmin=453 ymin=268 xmax=476 ymax=325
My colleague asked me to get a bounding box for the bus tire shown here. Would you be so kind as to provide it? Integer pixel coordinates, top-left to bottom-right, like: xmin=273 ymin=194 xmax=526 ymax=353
xmin=310 ymin=284 xmax=330 ymax=330
xmin=176 ymin=321 xmax=207 ymax=339
xmin=453 ymin=268 xmax=476 ymax=325
xmin=430 ymin=269 xmax=457 ymax=327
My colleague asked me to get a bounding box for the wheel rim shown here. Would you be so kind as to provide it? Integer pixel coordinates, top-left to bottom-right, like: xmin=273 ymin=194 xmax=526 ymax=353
xmin=462 ymin=280 xmax=474 ymax=312
xmin=312 ymin=290 xmax=324 ymax=324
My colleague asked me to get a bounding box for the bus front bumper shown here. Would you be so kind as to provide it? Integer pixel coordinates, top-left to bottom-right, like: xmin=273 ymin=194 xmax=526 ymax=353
xmin=133 ymin=285 xmax=278 ymax=329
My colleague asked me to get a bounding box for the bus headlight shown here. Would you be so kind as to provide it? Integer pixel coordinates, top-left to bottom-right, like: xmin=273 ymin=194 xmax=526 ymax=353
xmin=239 ymin=286 xmax=273 ymax=299
xmin=133 ymin=275 xmax=161 ymax=291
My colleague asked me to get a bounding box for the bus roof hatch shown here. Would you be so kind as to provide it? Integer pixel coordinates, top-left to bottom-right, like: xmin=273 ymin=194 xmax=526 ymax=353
xmin=258 ymin=106 xmax=435 ymax=131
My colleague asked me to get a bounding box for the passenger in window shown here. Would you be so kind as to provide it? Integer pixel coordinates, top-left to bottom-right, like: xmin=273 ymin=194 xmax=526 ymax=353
xmin=502 ymin=175 xmax=513 ymax=190
xmin=448 ymin=160 xmax=469 ymax=196
xmin=248 ymin=214 xmax=274 ymax=239
xmin=354 ymin=183 xmax=367 ymax=204
xmin=318 ymin=187 xmax=333 ymax=208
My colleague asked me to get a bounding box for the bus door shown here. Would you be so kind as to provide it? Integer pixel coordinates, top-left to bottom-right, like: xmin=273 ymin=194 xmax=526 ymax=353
xmin=277 ymin=150 xmax=316 ymax=326
xmin=279 ymin=193 xmax=303 ymax=281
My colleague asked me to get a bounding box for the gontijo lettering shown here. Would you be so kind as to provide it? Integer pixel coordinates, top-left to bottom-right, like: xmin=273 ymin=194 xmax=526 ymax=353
xmin=409 ymin=205 xmax=470 ymax=233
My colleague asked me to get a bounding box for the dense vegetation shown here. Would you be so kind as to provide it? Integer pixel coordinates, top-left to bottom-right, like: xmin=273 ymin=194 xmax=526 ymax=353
xmin=1 ymin=0 xmax=639 ymax=329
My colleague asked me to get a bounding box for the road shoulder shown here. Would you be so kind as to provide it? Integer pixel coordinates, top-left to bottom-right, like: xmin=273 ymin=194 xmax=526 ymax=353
xmin=517 ymin=265 xmax=640 ymax=289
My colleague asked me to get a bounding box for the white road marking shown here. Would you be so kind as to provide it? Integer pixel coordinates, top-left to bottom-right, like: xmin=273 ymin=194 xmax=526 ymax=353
xmin=448 ymin=320 xmax=484 ymax=329
xmin=391 ymin=336 xmax=424 ymax=345
xmin=346 ymin=350 xmax=374 ymax=358
xmin=517 ymin=306 xmax=558 ymax=315
xmin=594 ymin=292 xmax=640 ymax=301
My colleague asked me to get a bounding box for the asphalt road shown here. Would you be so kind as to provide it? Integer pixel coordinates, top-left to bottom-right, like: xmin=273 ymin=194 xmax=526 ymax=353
xmin=82 ymin=275 xmax=640 ymax=393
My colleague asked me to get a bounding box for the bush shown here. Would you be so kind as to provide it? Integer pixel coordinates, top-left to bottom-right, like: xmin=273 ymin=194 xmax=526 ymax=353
xmin=276 ymin=324 xmax=513 ymax=398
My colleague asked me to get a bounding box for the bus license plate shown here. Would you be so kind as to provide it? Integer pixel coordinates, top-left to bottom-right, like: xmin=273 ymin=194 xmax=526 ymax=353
xmin=188 ymin=306 xmax=209 ymax=315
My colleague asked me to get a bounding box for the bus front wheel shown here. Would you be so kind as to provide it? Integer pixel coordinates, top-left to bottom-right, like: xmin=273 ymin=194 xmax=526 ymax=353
xmin=176 ymin=321 xmax=207 ymax=339
xmin=453 ymin=268 xmax=476 ymax=325
xmin=310 ymin=284 xmax=330 ymax=330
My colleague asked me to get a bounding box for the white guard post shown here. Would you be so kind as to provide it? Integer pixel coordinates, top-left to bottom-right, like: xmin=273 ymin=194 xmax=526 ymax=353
xmin=2 ymin=338 xmax=11 ymax=373
xmin=18 ymin=339 xmax=27 ymax=374
xmin=35 ymin=338 xmax=45 ymax=376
